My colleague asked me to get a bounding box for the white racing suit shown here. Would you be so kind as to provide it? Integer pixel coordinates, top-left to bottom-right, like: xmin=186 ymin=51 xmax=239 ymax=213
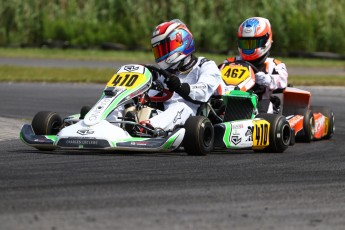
xmin=149 ymin=57 xmax=222 ymax=131
xmin=224 ymin=56 xmax=288 ymax=113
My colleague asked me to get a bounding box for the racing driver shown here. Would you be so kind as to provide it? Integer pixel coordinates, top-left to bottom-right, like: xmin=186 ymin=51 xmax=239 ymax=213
xmin=142 ymin=19 xmax=223 ymax=136
xmin=223 ymin=17 xmax=288 ymax=113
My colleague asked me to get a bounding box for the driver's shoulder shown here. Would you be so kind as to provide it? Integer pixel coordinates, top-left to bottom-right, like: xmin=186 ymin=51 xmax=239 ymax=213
xmin=266 ymin=57 xmax=284 ymax=66
xmin=195 ymin=56 xmax=218 ymax=71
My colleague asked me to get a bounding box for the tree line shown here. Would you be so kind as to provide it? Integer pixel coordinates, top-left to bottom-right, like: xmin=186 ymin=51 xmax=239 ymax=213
xmin=0 ymin=0 xmax=344 ymax=55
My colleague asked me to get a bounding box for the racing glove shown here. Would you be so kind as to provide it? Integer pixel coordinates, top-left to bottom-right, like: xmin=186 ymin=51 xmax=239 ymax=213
xmin=165 ymin=75 xmax=190 ymax=98
xmin=255 ymin=72 xmax=272 ymax=87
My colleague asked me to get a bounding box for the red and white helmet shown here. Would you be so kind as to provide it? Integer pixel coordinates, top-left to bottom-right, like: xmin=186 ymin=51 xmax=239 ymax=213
xmin=237 ymin=17 xmax=273 ymax=61
xmin=151 ymin=19 xmax=195 ymax=70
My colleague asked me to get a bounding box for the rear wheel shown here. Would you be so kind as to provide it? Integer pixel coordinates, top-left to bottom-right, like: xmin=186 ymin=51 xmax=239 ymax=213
xmin=32 ymin=111 xmax=62 ymax=135
xmin=295 ymin=109 xmax=314 ymax=142
xmin=254 ymin=113 xmax=291 ymax=153
xmin=183 ymin=116 xmax=214 ymax=156
xmin=310 ymin=106 xmax=335 ymax=139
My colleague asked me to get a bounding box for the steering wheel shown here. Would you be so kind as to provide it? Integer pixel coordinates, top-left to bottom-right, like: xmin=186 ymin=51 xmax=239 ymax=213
xmin=143 ymin=64 xmax=173 ymax=102
xmin=228 ymin=59 xmax=259 ymax=73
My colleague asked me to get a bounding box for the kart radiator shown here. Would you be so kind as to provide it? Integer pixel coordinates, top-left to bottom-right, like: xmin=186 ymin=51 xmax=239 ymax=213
xmin=223 ymin=96 xmax=254 ymax=122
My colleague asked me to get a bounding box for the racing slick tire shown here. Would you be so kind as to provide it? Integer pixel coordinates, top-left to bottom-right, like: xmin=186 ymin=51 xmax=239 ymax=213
xmin=32 ymin=111 xmax=62 ymax=135
xmin=310 ymin=106 xmax=335 ymax=139
xmin=295 ymin=109 xmax=315 ymax=142
xmin=183 ymin=116 xmax=214 ymax=156
xmin=254 ymin=113 xmax=291 ymax=153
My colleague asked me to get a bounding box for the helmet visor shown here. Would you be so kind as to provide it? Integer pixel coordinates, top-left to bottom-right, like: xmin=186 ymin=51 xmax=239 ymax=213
xmin=152 ymin=32 xmax=183 ymax=61
xmin=238 ymin=36 xmax=268 ymax=50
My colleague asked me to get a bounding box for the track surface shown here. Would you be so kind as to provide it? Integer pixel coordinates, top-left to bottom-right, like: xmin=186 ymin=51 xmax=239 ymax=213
xmin=0 ymin=83 xmax=344 ymax=230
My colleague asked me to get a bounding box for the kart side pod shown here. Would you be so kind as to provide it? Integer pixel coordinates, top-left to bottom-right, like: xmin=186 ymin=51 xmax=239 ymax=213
xmin=214 ymin=113 xmax=293 ymax=153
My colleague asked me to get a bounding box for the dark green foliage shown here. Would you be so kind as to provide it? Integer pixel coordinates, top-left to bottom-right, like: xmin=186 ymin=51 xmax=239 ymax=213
xmin=0 ymin=0 xmax=344 ymax=54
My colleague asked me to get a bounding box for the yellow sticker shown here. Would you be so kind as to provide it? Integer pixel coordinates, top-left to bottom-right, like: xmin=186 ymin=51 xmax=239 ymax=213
xmin=252 ymin=120 xmax=270 ymax=149
xmin=221 ymin=65 xmax=250 ymax=86
xmin=106 ymin=72 xmax=146 ymax=89
xmin=324 ymin=117 xmax=329 ymax=136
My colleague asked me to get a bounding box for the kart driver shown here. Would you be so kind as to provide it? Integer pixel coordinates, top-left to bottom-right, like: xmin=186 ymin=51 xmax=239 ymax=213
xmin=142 ymin=19 xmax=223 ymax=136
xmin=223 ymin=17 xmax=288 ymax=113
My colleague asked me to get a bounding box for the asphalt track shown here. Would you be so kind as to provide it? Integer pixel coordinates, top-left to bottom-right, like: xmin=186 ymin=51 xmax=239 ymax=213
xmin=0 ymin=83 xmax=344 ymax=230
xmin=1 ymin=53 xmax=345 ymax=230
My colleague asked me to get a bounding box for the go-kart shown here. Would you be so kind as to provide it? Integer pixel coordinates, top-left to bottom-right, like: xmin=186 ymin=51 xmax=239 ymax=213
xmin=214 ymin=60 xmax=335 ymax=153
xmin=20 ymin=64 xmax=208 ymax=155
xmin=20 ymin=60 xmax=334 ymax=156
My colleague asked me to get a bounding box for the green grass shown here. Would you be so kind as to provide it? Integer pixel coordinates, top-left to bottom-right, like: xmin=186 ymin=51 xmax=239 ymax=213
xmin=0 ymin=65 xmax=114 ymax=84
xmin=1 ymin=65 xmax=344 ymax=86
xmin=0 ymin=48 xmax=344 ymax=85
xmin=288 ymin=75 xmax=345 ymax=86
xmin=0 ymin=47 xmax=344 ymax=67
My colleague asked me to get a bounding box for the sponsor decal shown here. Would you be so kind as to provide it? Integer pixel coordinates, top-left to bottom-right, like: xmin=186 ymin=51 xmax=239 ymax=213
xmin=130 ymin=141 xmax=148 ymax=146
xmin=77 ymin=129 xmax=95 ymax=135
xmin=88 ymin=98 xmax=112 ymax=121
xmin=232 ymin=123 xmax=244 ymax=129
xmin=231 ymin=136 xmax=242 ymax=145
xmin=124 ymin=65 xmax=139 ymax=72
xmin=246 ymin=126 xmax=253 ymax=136
xmin=232 ymin=129 xmax=240 ymax=135
xmin=65 ymin=139 xmax=99 ymax=145
xmin=313 ymin=114 xmax=326 ymax=139
xmin=191 ymin=85 xmax=207 ymax=90
xmin=173 ymin=108 xmax=184 ymax=123
xmin=245 ymin=126 xmax=253 ymax=141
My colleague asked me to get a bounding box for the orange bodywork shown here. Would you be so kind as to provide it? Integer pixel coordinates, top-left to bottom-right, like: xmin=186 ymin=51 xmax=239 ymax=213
xmin=283 ymin=87 xmax=311 ymax=113
xmin=288 ymin=115 xmax=304 ymax=135
xmin=313 ymin=112 xmax=328 ymax=139
xmin=287 ymin=113 xmax=329 ymax=139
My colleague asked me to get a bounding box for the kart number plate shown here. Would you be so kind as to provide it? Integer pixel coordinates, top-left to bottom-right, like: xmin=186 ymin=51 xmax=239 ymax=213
xmin=107 ymin=72 xmax=147 ymax=90
xmin=252 ymin=120 xmax=270 ymax=149
xmin=221 ymin=65 xmax=250 ymax=86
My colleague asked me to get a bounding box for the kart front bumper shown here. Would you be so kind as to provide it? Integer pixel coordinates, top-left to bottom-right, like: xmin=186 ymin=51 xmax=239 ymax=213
xmin=20 ymin=124 xmax=185 ymax=152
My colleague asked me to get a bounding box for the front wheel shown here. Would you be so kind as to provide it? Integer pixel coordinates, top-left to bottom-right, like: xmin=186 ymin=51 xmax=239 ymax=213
xmin=32 ymin=111 xmax=62 ymax=135
xmin=183 ymin=116 xmax=214 ymax=156
xmin=254 ymin=113 xmax=291 ymax=153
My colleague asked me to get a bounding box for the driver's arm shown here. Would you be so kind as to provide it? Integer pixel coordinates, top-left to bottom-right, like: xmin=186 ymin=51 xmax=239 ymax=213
xmin=269 ymin=60 xmax=288 ymax=90
xmin=187 ymin=61 xmax=222 ymax=102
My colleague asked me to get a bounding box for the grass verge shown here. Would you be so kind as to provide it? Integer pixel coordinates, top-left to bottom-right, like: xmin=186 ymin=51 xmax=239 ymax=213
xmin=0 ymin=48 xmax=344 ymax=68
xmin=0 ymin=66 xmax=114 ymax=84
xmin=0 ymin=65 xmax=344 ymax=86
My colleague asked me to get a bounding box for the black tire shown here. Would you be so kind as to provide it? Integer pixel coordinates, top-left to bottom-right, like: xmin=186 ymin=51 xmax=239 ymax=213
xmin=254 ymin=113 xmax=291 ymax=153
xmin=295 ymin=109 xmax=314 ymax=142
xmin=32 ymin=111 xmax=62 ymax=135
xmin=310 ymin=106 xmax=335 ymax=139
xmin=79 ymin=105 xmax=91 ymax=119
xmin=183 ymin=116 xmax=214 ymax=156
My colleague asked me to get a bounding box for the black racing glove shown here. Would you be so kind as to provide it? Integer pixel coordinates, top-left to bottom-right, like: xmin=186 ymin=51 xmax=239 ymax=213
xmin=165 ymin=75 xmax=190 ymax=98
xmin=165 ymin=75 xmax=181 ymax=91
